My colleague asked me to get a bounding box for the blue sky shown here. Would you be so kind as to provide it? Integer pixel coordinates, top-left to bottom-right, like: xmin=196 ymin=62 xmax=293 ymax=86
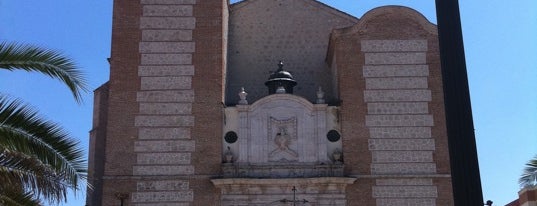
xmin=0 ymin=0 xmax=536 ymax=205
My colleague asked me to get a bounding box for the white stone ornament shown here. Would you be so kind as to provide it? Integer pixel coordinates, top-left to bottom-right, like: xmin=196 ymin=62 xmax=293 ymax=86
xmin=224 ymin=146 xmax=234 ymax=163
xmin=332 ymin=149 xmax=342 ymax=163
xmin=238 ymin=87 xmax=248 ymax=105
xmin=316 ymin=86 xmax=325 ymax=104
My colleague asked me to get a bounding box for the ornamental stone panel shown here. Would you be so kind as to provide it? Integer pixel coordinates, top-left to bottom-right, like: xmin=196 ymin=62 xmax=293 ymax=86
xmin=372 ymin=186 xmax=438 ymax=198
xmin=140 ymin=0 xmax=196 ymax=4
xmin=371 ymin=163 xmax=437 ymax=174
xmin=141 ymin=53 xmax=192 ymax=65
xmin=131 ymin=191 xmax=194 ymax=202
xmin=376 ymin=178 xmax=433 ymax=186
xmin=365 ymin=53 xmax=426 ymax=65
xmin=134 ymin=115 xmax=195 ymax=127
xmin=366 ymin=77 xmax=428 ymax=89
xmin=140 ymin=76 xmax=192 ymax=90
xmin=376 ymin=198 xmax=436 ymax=206
xmin=361 ymin=40 xmax=427 ymax=52
xmin=137 ymin=153 xmax=191 ymax=164
xmin=136 ymin=90 xmax=195 ymax=102
xmin=133 ymin=165 xmax=194 ymax=175
xmin=363 ymin=65 xmax=429 ymax=77
xmin=138 ymin=65 xmax=195 ymax=76
xmin=365 ymin=115 xmax=434 ymax=127
xmin=139 ymin=103 xmax=192 ymax=114
xmin=368 ymin=139 xmax=435 ymax=151
xmin=368 ymin=127 xmax=431 ymax=139
xmin=142 ymin=5 xmax=193 ymax=17
xmin=139 ymin=42 xmax=195 ymax=53
xmin=138 ymin=127 xmax=191 ymax=139
xmin=364 ymin=90 xmax=431 ymax=102
xmin=134 ymin=140 xmax=195 ymax=152
xmin=372 ymin=151 xmax=433 ymax=163
xmin=142 ymin=30 xmax=192 ymax=42
xmin=367 ymin=102 xmax=429 ymax=114
xmin=137 ymin=180 xmax=189 ymax=191
xmin=140 ymin=17 xmax=196 ymax=29
xmin=135 ymin=203 xmax=190 ymax=206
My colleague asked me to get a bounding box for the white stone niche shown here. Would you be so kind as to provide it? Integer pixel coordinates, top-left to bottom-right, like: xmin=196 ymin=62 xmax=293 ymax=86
xmin=222 ymin=94 xmax=342 ymax=178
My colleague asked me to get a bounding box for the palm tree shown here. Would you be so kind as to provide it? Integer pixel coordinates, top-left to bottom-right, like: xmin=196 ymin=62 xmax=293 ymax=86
xmin=0 ymin=41 xmax=88 ymax=205
xmin=520 ymin=155 xmax=537 ymax=188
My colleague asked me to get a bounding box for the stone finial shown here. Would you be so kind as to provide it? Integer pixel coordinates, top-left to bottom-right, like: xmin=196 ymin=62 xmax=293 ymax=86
xmin=332 ymin=149 xmax=342 ymax=163
xmin=316 ymin=86 xmax=325 ymax=104
xmin=224 ymin=146 xmax=234 ymax=163
xmin=238 ymin=87 xmax=248 ymax=105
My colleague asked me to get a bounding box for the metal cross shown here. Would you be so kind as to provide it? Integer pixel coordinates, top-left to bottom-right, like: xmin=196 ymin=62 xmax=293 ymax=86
xmin=279 ymin=186 xmax=309 ymax=205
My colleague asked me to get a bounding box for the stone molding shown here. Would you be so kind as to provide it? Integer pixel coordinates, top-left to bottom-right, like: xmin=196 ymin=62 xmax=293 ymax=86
xmin=212 ymin=177 xmax=356 ymax=205
xmin=211 ymin=177 xmax=357 ymax=186
xmin=222 ymin=163 xmax=344 ymax=178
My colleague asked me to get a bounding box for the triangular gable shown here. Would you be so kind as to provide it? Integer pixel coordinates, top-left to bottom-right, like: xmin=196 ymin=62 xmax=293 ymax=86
xmin=230 ymin=0 xmax=359 ymax=23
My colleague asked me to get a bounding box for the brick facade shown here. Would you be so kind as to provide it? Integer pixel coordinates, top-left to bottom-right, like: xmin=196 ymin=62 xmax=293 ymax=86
xmin=87 ymin=1 xmax=455 ymax=205
xmin=330 ymin=6 xmax=453 ymax=205
xmin=86 ymin=0 xmax=226 ymax=205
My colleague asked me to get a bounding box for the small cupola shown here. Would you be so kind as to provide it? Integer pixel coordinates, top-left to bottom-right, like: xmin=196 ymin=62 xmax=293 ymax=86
xmin=264 ymin=61 xmax=297 ymax=94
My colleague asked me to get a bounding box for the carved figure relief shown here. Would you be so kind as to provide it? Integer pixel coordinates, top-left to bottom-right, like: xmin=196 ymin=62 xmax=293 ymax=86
xmin=268 ymin=117 xmax=298 ymax=162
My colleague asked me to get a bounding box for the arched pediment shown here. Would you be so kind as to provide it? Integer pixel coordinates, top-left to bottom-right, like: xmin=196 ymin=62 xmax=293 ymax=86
xmin=249 ymin=94 xmax=316 ymax=112
xmin=357 ymin=6 xmax=437 ymax=35
xmin=332 ymin=6 xmax=437 ymax=38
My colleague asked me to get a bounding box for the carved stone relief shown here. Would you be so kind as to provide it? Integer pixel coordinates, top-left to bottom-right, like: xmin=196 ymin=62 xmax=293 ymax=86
xmin=222 ymin=94 xmax=341 ymax=166
xmin=268 ymin=117 xmax=298 ymax=162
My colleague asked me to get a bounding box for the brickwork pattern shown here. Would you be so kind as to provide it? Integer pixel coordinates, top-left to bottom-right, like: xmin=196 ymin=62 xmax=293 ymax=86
xmin=225 ymin=0 xmax=358 ymax=104
xmin=93 ymin=0 xmax=143 ymax=204
xmin=362 ymin=39 xmax=436 ymax=174
xmin=132 ymin=0 xmax=197 ymax=204
xmin=362 ymin=40 xmax=439 ymax=205
xmin=374 ymin=178 xmax=438 ymax=206
xmin=89 ymin=3 xmax=455 ymax=206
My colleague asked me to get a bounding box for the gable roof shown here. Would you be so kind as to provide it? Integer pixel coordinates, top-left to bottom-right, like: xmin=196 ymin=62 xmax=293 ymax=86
xmin=230 ymin=0 xmax=359 ymax=23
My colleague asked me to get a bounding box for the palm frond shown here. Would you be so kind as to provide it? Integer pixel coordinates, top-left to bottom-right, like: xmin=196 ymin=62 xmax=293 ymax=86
xmin=519 ymin=155 xmax=537 ymax=188
xmin=0 ymin=150 xmax=66 ymax=204
xmin=0 ymin=41 xmax=88 ymax=103
xmin=0 ymin=187 xmax=42 ymax=206
xmin=0 ymin=95 xmax=86 ymax=203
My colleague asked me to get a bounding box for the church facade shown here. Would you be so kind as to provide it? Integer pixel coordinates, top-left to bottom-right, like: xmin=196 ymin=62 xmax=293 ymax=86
xmin=86 ymin=0 xmax=454 ymax=205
